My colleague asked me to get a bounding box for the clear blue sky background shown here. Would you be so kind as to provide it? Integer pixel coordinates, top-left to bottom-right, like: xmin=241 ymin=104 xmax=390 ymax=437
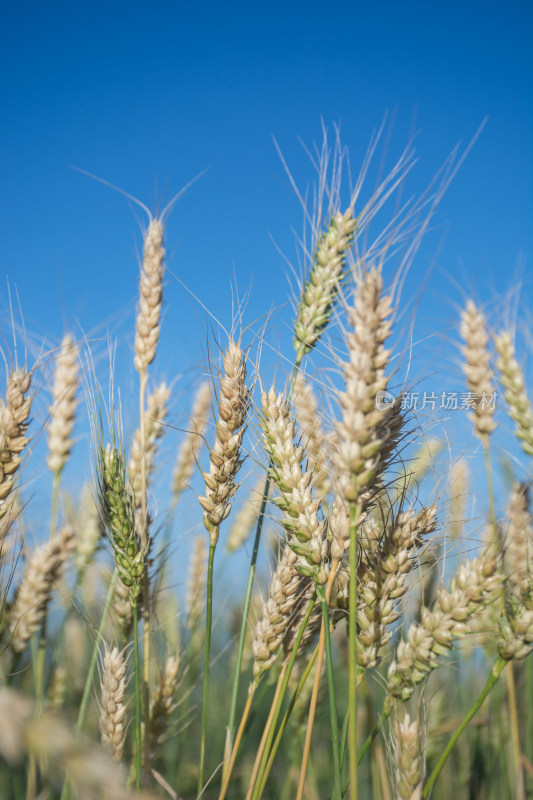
xmin=0 ymin=1 xmax=531 ymax=564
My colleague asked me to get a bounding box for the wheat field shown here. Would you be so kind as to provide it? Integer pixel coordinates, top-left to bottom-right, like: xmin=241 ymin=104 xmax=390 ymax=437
xmin=0 ymin=132 xmax=532 ymax=800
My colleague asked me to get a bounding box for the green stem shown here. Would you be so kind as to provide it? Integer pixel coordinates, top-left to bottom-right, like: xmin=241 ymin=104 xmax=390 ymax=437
xmin=348 ymin=503 xmax=358 ymax=800
xmin=251 ymin=592 xmax=316 ymax=800
xmin=317 ymin=584 xmax=342 ymax=799
xmin=198 ymin=542 xmax=216 ymax=796
xmin=132 ymin=600 xmax=142 ymax=792
xmin=224 ymin=357 xmax=302 ymax=769
xmin=423 ymin=657 xmax=506 ymax=798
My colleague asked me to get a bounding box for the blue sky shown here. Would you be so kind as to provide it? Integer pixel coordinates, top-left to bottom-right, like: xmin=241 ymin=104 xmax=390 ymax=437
xmin=1 ymin=1 xmax=531 ymax=566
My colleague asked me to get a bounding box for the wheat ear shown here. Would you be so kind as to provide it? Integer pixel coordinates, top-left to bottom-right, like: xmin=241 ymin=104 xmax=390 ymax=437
xmin=357 ymin=506 xmax=437 ymax=671
xmin=134 ymin=218 xmax=165 ymax=374
xmin=128 ymin=382 xmax=170 ymax=505
xmin=197 ymin=341 xmax=250 ymax=545
xmin=9 ymin=525 xmax=75 ymax=653
xmin=0 ymin=368 xmax=32 ymax=524
xmin=460 ymin=300 xmax=497 ymax=438
xmin=252 ymin=543 xmax=307 ymax=681
xmin=393 ymin=713 xmax=424 ymax=800
xmin=47 ymin=334 xmax=79 ymax=476
xmin=388 ymin=552 xmax=502 ymax=701
xmin=172 ymin=381 xmax=211 ymax=501
xmin=494 ymin=330 xmax=533 ymax=456
xmin=98 ymin=443 xmax=145 ymax=596
xmin=99 ymin=644 xmax=128 ymax=763
xmin=293 ymin=373 xmax=332 ymax=499
xmin=293 ymin=207 xmax=357 ymax=360
xmin=260 ymin=388 xmax=329 ymax=583
xmin=149 ymin=654 xmax=180 ymax=755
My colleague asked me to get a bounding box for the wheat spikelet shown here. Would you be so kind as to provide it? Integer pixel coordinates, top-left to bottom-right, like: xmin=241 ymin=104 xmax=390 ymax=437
xmin=260 ymin=388 xmax=328 ymax=583
xmin=128 ymin=381 xmax=170 ymax=504
xmin=9 ymin=525 xmax=75 ymax=653
xmin=0 ymin=367 xmax=32 ymax=523
xmin=149 ymin=654 xmax=180 ymax=755
xmin=293 ymin=373 xmax=332 ymax=498
xmin=185 ymin=534 xmax=207 ymax=631
xmin=198 ymin=341 xmax=250 ymax=545
xmin=460 ymin=300 xmax=497 ymax=438
xmin=99 ymin=644 xmax=128 ymax=763
xmin=393 ymin=713 xmax=424 ymax=800
xmin=226 ymin=476 xmax=265 ymax=553
xmin=134 ymin=218 xmax=165 ymax=374
xmin=388 ymin=551 xmax=502 ymax=700
xmin=335 ymin=267 xmax=399 ymax=512
xmin=293 ymin=207 xmax=357 ymax=359
xmin=47 ymin=334 xmax=79 ymax=475
xmin=494 ymin=330 xmax=533 ymax=456
xmin=172 ymin=381 xmax=211 ymax=500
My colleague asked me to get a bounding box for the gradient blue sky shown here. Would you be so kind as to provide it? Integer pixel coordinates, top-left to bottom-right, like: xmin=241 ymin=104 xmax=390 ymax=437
xmin=1 ymin=1 xmax=531 ymax=549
